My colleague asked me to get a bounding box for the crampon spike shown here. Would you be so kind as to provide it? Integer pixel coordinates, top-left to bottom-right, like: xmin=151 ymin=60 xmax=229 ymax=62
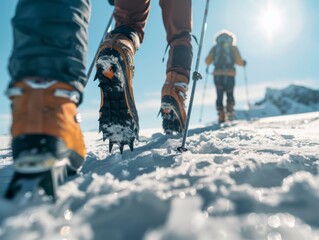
xmin=119 ymin=144 xmax=124 ymax=154
xmin=129 ymin=141 xmax=134 ymax=151
xmin=94 ymin=67 xmax=103 ymax=81
xmin=109 ymin=140 xmax=114 ymax=152
xmin=5 ymin=165 xmax=67 ymax=203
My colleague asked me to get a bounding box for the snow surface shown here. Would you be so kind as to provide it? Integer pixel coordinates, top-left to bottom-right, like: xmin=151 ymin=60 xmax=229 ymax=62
xmin=1 ymin=112 xmax=319 ymax=240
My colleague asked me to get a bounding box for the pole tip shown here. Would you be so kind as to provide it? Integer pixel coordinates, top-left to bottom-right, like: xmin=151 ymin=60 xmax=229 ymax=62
xmin=177 ymin=146 xmax=188 ymax=153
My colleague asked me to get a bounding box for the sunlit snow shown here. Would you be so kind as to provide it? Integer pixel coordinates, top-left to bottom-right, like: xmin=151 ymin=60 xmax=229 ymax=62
xmin=1 ymin=112 xmax=319 ymax=240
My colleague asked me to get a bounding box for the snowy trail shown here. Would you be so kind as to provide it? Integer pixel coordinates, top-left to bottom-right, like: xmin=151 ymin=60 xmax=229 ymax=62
xmin=1 ymin=112 xmax=319 ymax=240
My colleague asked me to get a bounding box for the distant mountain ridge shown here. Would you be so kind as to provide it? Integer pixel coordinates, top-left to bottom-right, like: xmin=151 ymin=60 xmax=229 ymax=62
xmin=236 ymin=84 xmax=319 ymax=119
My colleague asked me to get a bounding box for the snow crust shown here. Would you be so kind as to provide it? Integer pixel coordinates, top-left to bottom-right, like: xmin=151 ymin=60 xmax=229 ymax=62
xmin=1 ymin=112 xmax=319 ymax=240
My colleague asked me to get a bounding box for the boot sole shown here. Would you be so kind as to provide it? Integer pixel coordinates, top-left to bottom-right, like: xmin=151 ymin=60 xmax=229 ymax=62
xmin=96 ymin=49 xmax=139 ymax=152
xmin=14 ymin=154 xmax=69 ymax=174
xmin=12 ymin=134 xmax=84 ymax=171
xmin=161 ymin=96 xmax=185 ymax=134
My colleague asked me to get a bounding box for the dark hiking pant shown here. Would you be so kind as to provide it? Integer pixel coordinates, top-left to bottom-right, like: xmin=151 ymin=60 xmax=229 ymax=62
xmin=9 ymin=0 xmax=192 ymax=103
xmin=214 ymin=75 xmax=235 ymax=111
xmin=9 ymin=0 xmax=91 ymax=103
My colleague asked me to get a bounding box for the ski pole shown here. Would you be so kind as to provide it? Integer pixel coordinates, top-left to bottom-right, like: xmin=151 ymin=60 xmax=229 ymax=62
xmin=199 ymin=66 xmax=209 ymax=122
xmin=177 ymin=0 xmax=211 ymax=153
xmin=86 ymin=12 xmax=114 ymax=83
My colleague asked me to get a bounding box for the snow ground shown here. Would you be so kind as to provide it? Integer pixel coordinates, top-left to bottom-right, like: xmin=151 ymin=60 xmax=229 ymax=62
xmin=1 ymin=112 xmax=319 ymax=240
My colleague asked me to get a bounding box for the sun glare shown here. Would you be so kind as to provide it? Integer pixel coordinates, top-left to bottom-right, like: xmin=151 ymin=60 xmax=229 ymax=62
xmin=259 ymin=1 xmax=283 ymax=41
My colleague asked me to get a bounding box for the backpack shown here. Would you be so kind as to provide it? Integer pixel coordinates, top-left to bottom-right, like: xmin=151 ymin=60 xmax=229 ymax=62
xmin=213 ymin=41 xmax=235 ymax=69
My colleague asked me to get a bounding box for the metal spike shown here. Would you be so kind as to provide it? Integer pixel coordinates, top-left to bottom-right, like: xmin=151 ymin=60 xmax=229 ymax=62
xmin=94 ymin=72 xmax=99 ymax=81
xmin=94 ymin=68 xmax=102 ymax=81
xmin=109 ymin=140 xmax=114 ymax=152
xmin=129 ymin=141 xmax=134 ymax=151
xmin=119 ymin=144 xmax=124 ymax=154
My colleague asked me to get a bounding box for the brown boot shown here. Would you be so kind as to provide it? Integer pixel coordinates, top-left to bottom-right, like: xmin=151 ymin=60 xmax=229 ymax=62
xmin=161 ymin=71 xmax=189 ymax=134
xmin=95 ymin=33 xmax=138 ymax=153
xmin=8 ymin=78 xmax=86 ymax=172
xmin=218 ymin=109 xmax=226 ymax=123
xmin=226 ymin=102 xmax=235 ymax=121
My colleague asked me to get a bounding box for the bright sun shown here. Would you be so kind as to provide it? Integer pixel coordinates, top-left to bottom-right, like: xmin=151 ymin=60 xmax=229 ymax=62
xmin=259 ymin=1 xmax=284 ymax=41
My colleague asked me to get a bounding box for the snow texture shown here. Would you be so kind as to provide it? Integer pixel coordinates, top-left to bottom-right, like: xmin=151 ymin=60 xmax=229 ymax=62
xmin=236 ymin=84 xmax=319 ymax=120
xmin=1 ymin=112 xmax=319 ymax=240
xmin=96 ymin=55 xmax=122 ymax=80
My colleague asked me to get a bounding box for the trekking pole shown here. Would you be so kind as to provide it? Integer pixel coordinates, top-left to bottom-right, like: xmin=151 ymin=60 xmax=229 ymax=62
xmin=199 ymin=66 xmax=209 ymax=122
xmin=244 ymin=66 xmax=251 ymax=109
xmin=86 ymin=12 xmax=114 ymax=82
xmin=243 ymin=66 xmax=252 ymax=120
xmin=177 ymin=0 xmax=210 ymax=152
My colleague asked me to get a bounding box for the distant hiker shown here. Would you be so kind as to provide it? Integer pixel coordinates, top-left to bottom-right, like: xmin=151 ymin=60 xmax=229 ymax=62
xmin=5 ymin=0 xmax=194 ymax=199
xmin=205 ymin=30 xmax=246 ymax=123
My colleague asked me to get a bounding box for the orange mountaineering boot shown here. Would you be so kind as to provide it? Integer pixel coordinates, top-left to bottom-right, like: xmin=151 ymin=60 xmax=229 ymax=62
xmin=5 ymin=78 xmax=85 ymax=201
xmin=160 ymin=71 xmax=189 ymax=134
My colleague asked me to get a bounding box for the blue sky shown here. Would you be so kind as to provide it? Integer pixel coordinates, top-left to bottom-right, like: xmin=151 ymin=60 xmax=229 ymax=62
xmin=0 ymin=0 xmax=318 ymax=135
